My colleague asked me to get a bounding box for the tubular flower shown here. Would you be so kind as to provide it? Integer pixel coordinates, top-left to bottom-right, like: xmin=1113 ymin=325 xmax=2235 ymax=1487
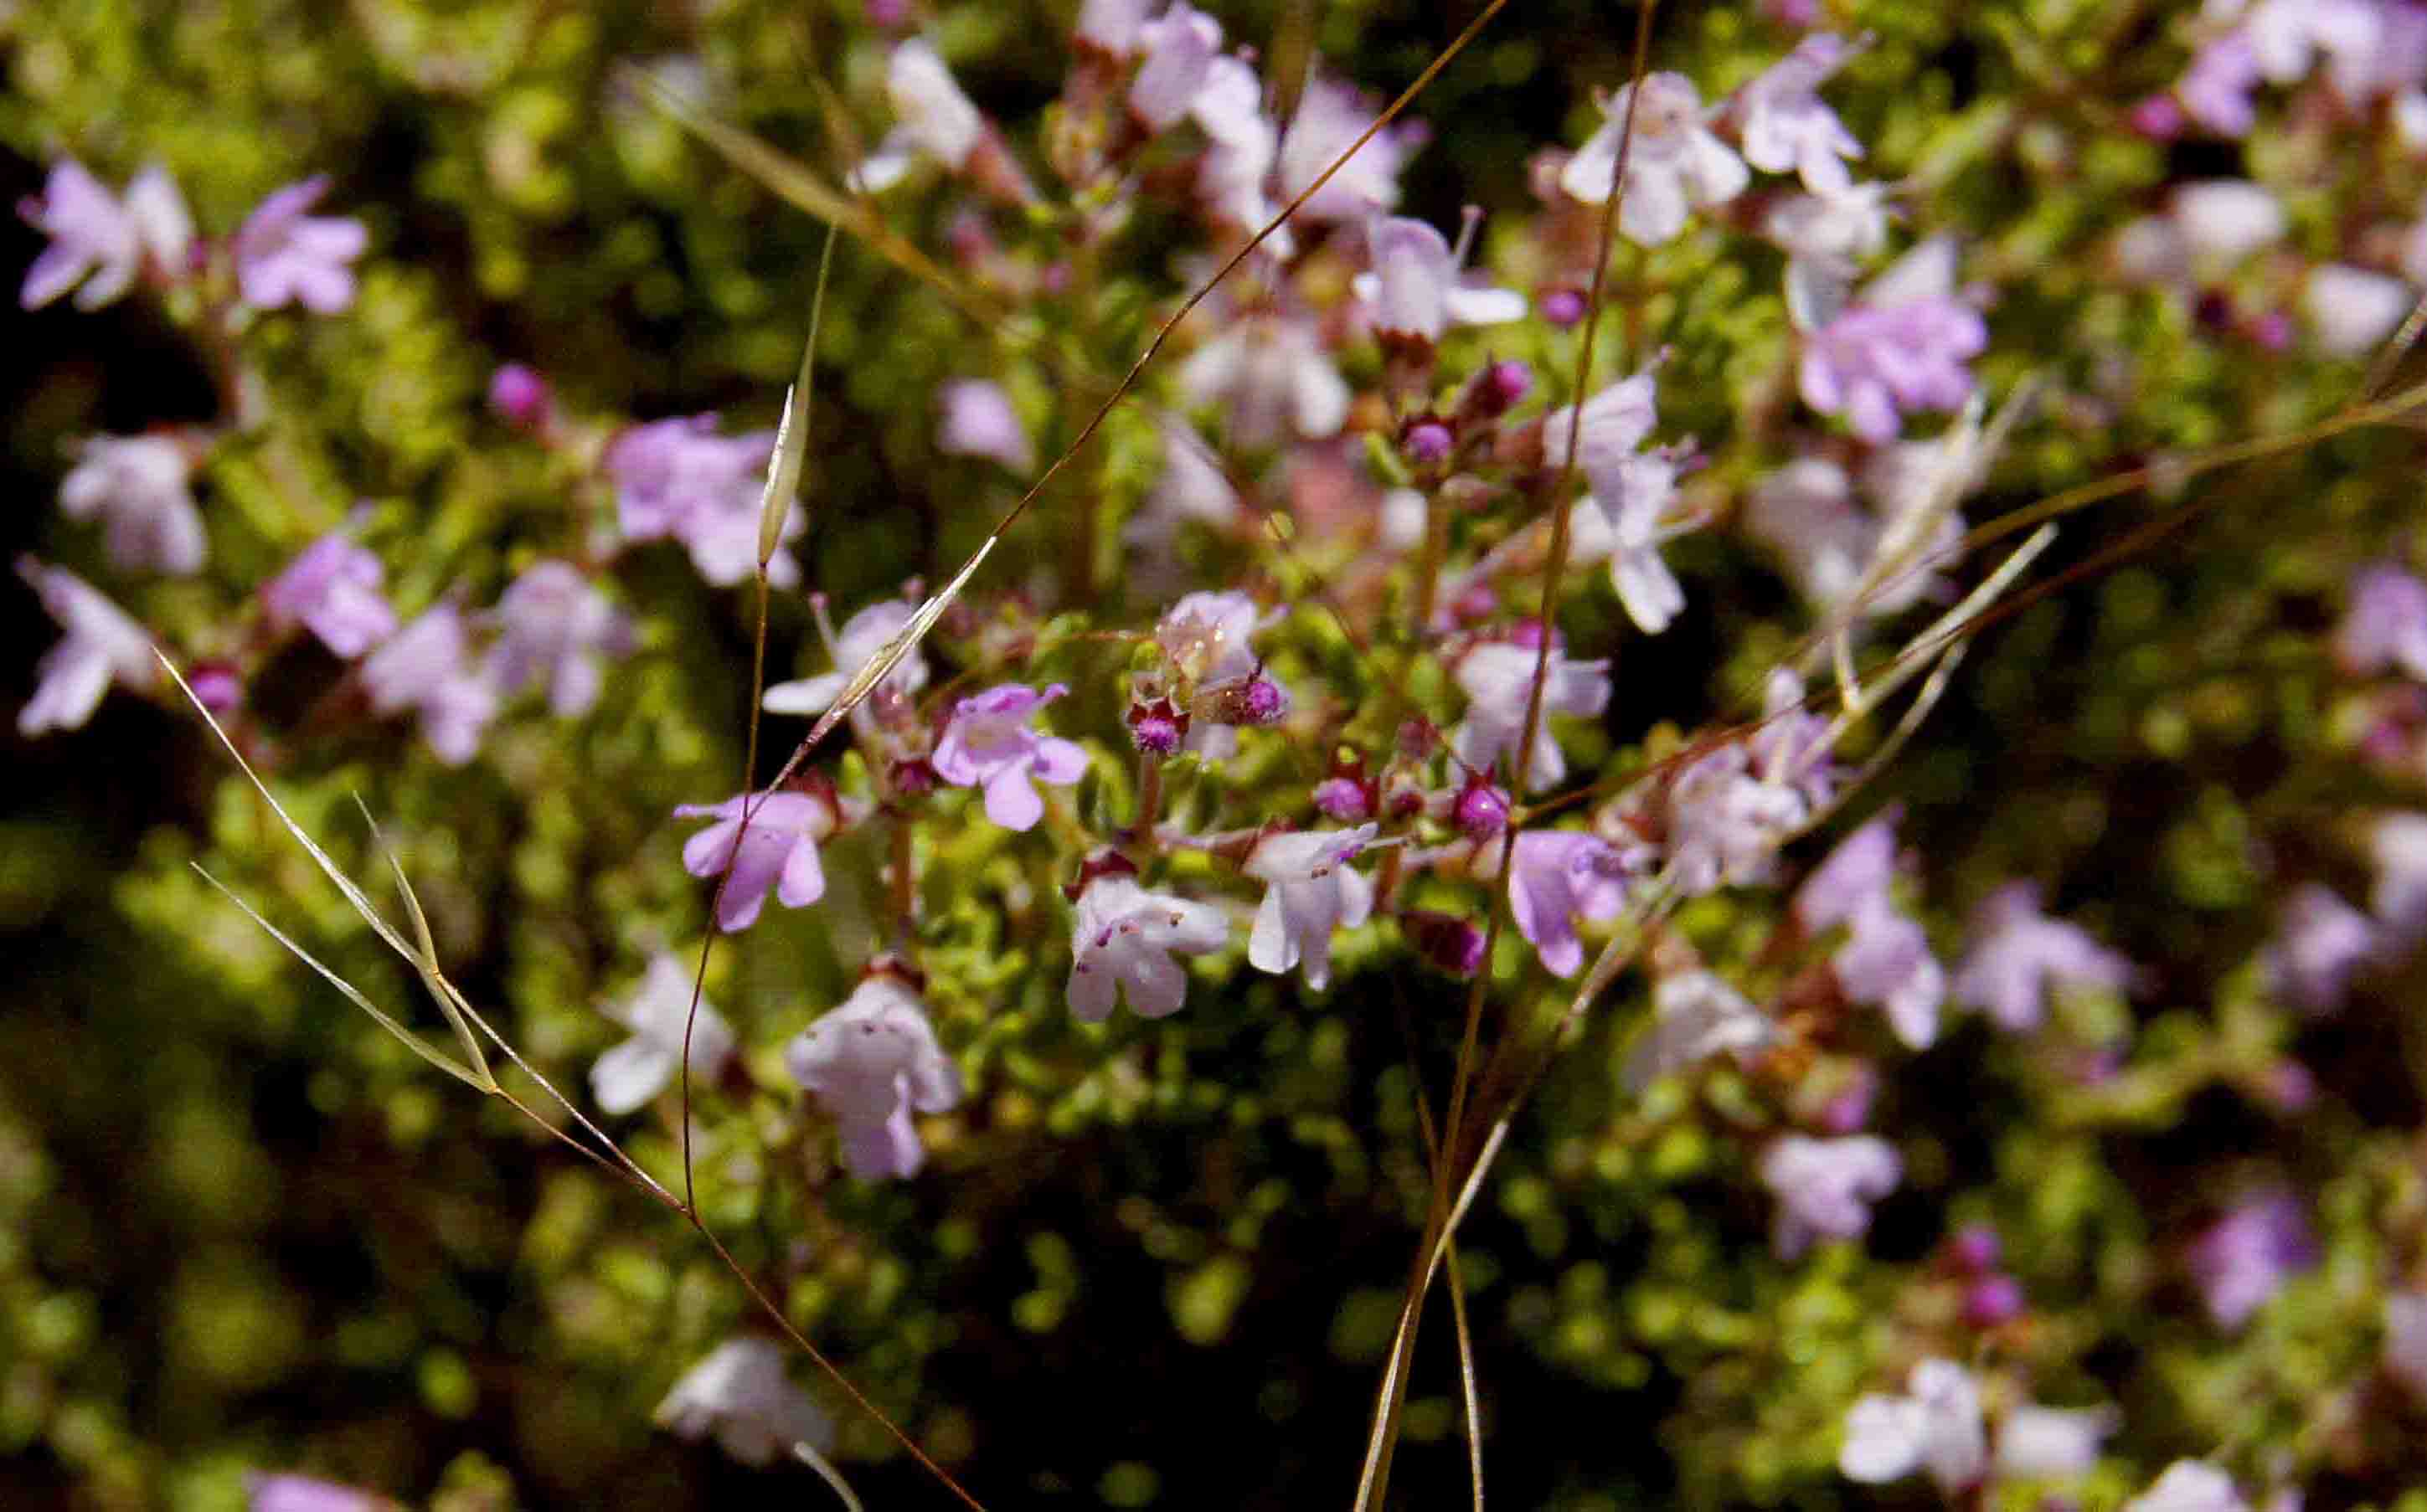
xmin=1067 ymin=876 xmax=1230 ymax=1021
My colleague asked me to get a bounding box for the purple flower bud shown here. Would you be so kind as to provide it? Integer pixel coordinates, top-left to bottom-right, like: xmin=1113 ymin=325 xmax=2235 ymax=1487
xmin=2248 ymin=311 xmax=2291 ymax=351
xmin=2127 ymin=95 xmax=2187 ymax=140
xmin=866 ymin=0 xmax=907 ymax=25
xmin=1480 ymin=358 xmax=1532 ymax=414
xmin=1962 ymin=1273 xmax=2025 ymax=1328
xmin=889 ymin=757 xmax=938 ymax=797
xmin=1131 ymin=708 xmax=1183 ymax=756
xmin=488 ymin=363 xmax=552 ymax=428
xmin=187 ymin=661 xmax=244 ymax=714
xmin=2267 ymin=1062 xmax=2317 ymax=1113
xmin=1451 ymin=584 xmax=1497 ymax=621
xmin=1947 ymin=1224 xmax=2001 ymax=1274
xmin=1818 ymin=1077 xmax=1875 ymax=1134
xmin=1540 ymin=287 xmax=1587 ymax=328
xmin=1403 ymin=419 xmax=1454 ymax=465
xmin=1312 ymin=775 xmax=1374 ymax=822
xmin=1402 ymin=909 xmax=1487 ymax=977
xmin=1452 ymin=776 xmax=1511 ymax=840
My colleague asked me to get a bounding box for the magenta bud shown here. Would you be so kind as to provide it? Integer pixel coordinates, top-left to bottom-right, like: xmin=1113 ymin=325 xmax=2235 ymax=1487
xmin=1507 ymin=618 xmax=1548 ymax=651
xmin=2268 ymin=1062 xmax=2316 ymax=1113
xmin=1312 ymin=775 xmax=1374 ymax=823
xmin=2127 ymin=95 xmax=2186 ymax=141
xmin=865 ymin=0 xmax=908 ymax=25
xmin=1233 ymin=676 xmax=1287 ymax=726
xmin=488 ymin=364 xmax=552 ymax=429
xmin=1403 ymin=419 xmax=1454 ymax=466
xmin=1948 ymin=1225 xmax=2002 ymax=1273
xmin=1539 ymin=287 xmax=1588 ymax=328
xmin=1962 ymin=1273 xmax=2025 ymax=1328
xmin=187 ymin=661 xmax=244 ymax=714
xmin=1451 ymin=584 xmax=1497 ymax=622
xmin=1453 ymin=778 xmax=1510 ymax=841
xmin=2248 ymin=311 xmax=2292 ymax=352
xmin=1403 ymin=910 xmax=1487 ymax=978
xmin=1131 ymin=710 xmax=1183 ymax=756
xmin=1483 ymin=358 xmax=1533 ymax=410
xmin=889 ymin=757 xmax=939 ymax=797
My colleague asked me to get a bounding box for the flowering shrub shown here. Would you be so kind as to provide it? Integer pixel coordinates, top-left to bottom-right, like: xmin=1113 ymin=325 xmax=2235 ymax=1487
xmin=12 ymin=1 xmax=2427 ymax=1509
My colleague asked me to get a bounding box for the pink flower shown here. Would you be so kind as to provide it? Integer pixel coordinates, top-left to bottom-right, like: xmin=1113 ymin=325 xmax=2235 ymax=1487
xmin=360 ymin=602 xmax=497 ymax=765
xmin=1067 ymin=876 xmax=1230 ymax=1021
xmin=785 ymin=975 xmax=961 ymax=1181
xmin=1991 ymin=1404 xmax=2115 ymax=1481
xmin=604 ymin=415 xmax=797 ymax=587
xmin=1952 ymin=882 xmax=2136 ymax=1031
xmin=1796 ymin=814 xmax=1946 ymax=1048
xmin=2188 ymin=1191 xmax=2317 ymax=1329
xmin=937 ymin=378 xmax=1035 ymax=472
xmin=246 ymin=1473 xmax=384 ymax=1512
xmin=1275 ymin=72 xmax=1414 ymax=224
xmin=932 ymin=682 xmax=1090 ymax=831
xmin=1737 ymin=33 xmax=1865 ymax=193
xmin=2177 ymin=34 xmax=2263 ymax=136
xmin=2124 ymin=1461 xmax=2249 ymax=1512
xmin=1243 ymin=825 xmax=1377 ymax=989
xmin=483 ymin=560 xmax=632 ymax=718
xmin=19 ymin=161 xmax=190 ymax=311
xmin=1178 ymin=312 xmax=1351 ymax=445
xmin=1451 ymin=637 xmax=1612 ymax=792
xmin=2372 ymin=811 xmax=2427 ymax=941
xmin=855 ymin=39 xmax=986 ymax=191
xmin=17 ymin=557 xmax=157 ymax=736
xmin=58 ymin=433 xmax=205 ymax=575
xmin=655 ymin=1336 xmax=837 ymax=1463
xmin=591 ymin=953 xmax=737 ymax=1116
xmin=676 ymin=790 xmax=841 ymax=933
xmin=1191 ymin=57 xmax=1289 ymax=252
xmin=261 ymin=533 xmax=397 ymax=657
xmin=234 ymin=177 xmax=368 ymax=314
xmin=1561 ymin=72 xmax=1749 ymax=245
xmin=1797 ymin=236 xmax=1986 ymax=444
xmin=1352 ymin=214 xmax=1526 ymax=345
xmin=1129 ymin=3 xmax=1224 ymax=129
xmin=1622 ymin=968 xmax=1772 ymax=1090
xmin=1838 ymin=1359 xmax=1986 ymax=1494
xmin=1760 ymin=1132 xmax=1900 ymax=1258
xmin=764 ymin=596 xmax=927 ymax=718
xmin=2337 ymin=563 xmax=2427 ymax=681
xmin=2303 ymin=264 xmax=2411 ymax=357
xmin=1507 ymin=829 xmax=1635 ymax=978
xmin=1547 ymin=370 xmax=1694 ymax=633
xmin=2385 ymin=1293 xmax=2427 ymax=1404
xmin=2265 ymin=882 xmax=2378 ymax=1015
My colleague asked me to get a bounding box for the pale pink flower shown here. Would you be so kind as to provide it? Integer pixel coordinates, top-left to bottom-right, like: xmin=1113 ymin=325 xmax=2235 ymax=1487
xmin=1737 ymin=33 xmax=1865 ymax=193
xmin=1243 ymin=825 xmax=1377 ymax=989
xmin=58 ymin=433 xmax=205 ymax=574
xmin=785 ymin=975 xmax=961 ymax=1181
xmin=19 ymin=161 xmax=190 ymax=311
xmin=2303 ymin=264 xmax=2411 ymax=358
xmin=591 ymin=953 xmax=737 ymax=1116
xmin=1953 ymin=882 xmax=2136 ymax=1031
xmin=1178 ymin=313 xmax=1350 ymax=445
xmin=1797 ymin=236 xmax=1986 ymax=443
xmin=1508 ymin=829 xmax=1636 ymax=979
xmin=1129 ymin=3 xmax=1224 ymax=129
xmin=2189 ymin=1191 xmax=2317 ymax=1329
xmin=1622 ymin=968 xmax=1772 ymax=1091
xmin=855 ymin=39 xmax=986 ymax=191
xmin=932 ymin=682 xmax=1090 ymax=831
xmin=2124 ymin=1461 xmax=2250 ymax=1512
xmin=483 ymin=560 xmax=632 ymax=718
xmin=360 ymin=603 xmax=497 ymax=766
xmin=17 ymin=556 xmax=157 ymax=736
xmin=764 ymin=597 xmax=928 ymax=717
xmin=656 ymin=1336 xmax=837 ymax=1463
xmin=676 ymin=790 xmax=840 ymax=933
xmin=2265 ymin=882 xmax=2378 ymax=1014
xmin=261 ymin=533 xmax=396 ymax=657
xmin=1067 ymin=876 xmax=1229 ymax=1021
xmin=234 ymin=177 xmax=368 ymax=314
xmin=1352 ymin=214 xmax=1526 ymax=345
xmin=1561 ymin=72 xmax=1749 ymax=245
xmin=1451 ymin=637 xmax=1611 ymax=792
xmin=1760 ymin=1132 xmax=1901 ymax=1258
xmin=1275 ymin=72 xmax=1414 ymax=224
xmin=937 ymin=378 xmax=1035 ymax=472
xmin=1838 ymin=1359 xmax=1986 ymax=1494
